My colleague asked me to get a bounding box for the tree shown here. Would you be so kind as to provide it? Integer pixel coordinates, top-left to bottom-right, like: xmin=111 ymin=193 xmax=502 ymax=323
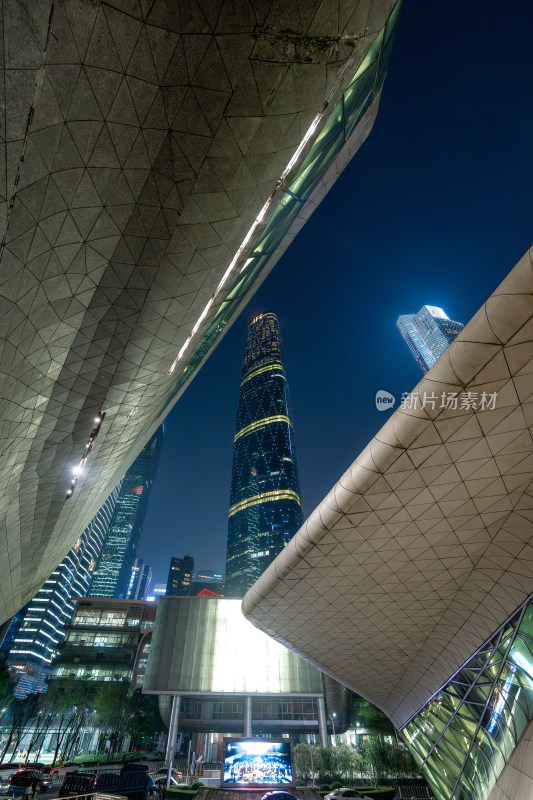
xmin=334 ymin=744 xmax=363 ymax=781
xmin=294 ymin=744 xmax=364 ymax=784
xmin=0 ymin=696 xmax=38 ymax=762
xmin=352 ymin=697 xmax=396 ymax=742
xmin=0 ymin=666 xmax=13 ymax=720
xmin=361 ymin=740 xmax=419 ymax=785
xmin=94 ymin=681 xmax=132 ymax=758
xmin=128 ymin=691 xmax=162 ymax=751
xmin=362 ymin=739 xmax=391 ymax=787
xmin=26 ymin=692 xmax=57 ymax=761
xmin=293 ymin=743 xmax=314 ymax=781
xmin=45 ymin=679 xmax=94 ymax=766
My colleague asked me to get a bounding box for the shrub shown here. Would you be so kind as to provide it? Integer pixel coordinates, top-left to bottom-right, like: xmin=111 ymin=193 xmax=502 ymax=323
xmin=319 ymin=785 xmax=331 ymax=792
xmin=331 ymin=782 xmax=343 ymax=790
xmin=189 ymin=782 xmax=204 ymax=790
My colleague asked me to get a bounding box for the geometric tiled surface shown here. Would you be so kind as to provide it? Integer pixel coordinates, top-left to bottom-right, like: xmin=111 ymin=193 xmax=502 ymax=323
xmin=486 ymin=717 xmax=533 ymax=800
xmin=0 ymin=0 xmax=396 ymax=622
xmin=243 ymin=244 xmax=533 ymax=729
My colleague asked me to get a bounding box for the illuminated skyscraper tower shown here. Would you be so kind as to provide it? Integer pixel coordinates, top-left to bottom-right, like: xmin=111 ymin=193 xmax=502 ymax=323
xmin=225 ymin=312 xmax=303 ymax=598
xmin=89 ymin=427 xmax=163 ymax=598
xmin=397 ymin=305 xmax=464 ymax=373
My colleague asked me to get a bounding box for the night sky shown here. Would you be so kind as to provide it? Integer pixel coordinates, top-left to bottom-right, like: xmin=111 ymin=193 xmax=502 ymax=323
xmin=139 ymin=0 xmax=533 ymax=585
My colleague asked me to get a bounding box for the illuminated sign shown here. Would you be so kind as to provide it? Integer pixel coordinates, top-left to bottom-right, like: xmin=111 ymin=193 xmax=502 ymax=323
xmin=221 ymin=739 xmax=293 ymax=788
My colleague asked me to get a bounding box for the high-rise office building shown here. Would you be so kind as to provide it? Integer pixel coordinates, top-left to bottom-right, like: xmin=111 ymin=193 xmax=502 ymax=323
xmin=89 ymin=428 xmax=163 ymax=599
xmin=53 ymin=598 xmax=157 ymax=686
xmin=195 ymin=570 xmax=224 ymax=584
xmin=6 ymin=486 xmax=121 ymax=697
xmin=190 ymin=569 xmax=225 ymax=596
xmin=126 ymin=558 xmax=153 ymax=601
xmin=397 ymin=305 xmax=464 ymax=373
xmin=225 ymin=312 xmax=303 ymax=598
xmin=166 ymin=555 xmax=194 ymax=597
xmin=146 ymin=583 xmax=167 ymax=603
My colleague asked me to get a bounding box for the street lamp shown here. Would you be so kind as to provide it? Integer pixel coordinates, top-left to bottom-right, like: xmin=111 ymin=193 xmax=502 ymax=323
xmin=306 ymin=739 xmax=315 ymax=787
xmin=328 ymin=712 xmax=337 ymax=745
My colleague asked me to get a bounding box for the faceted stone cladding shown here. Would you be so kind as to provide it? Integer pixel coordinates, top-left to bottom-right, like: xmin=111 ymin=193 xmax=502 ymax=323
xmin=486 ymin=717 xmax=533 ymax=800
xmin=0 ymin=0 xmax=396 ymax=622
xmin=243 ymin=245 xmax=533 ymax=730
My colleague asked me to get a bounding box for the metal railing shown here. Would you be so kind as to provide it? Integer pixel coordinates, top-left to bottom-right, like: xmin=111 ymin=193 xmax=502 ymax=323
xmin=396 ymin=787 xmax=432 ymax=799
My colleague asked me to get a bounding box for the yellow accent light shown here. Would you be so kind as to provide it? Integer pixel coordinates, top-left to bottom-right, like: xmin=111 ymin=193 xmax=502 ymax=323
xmin=240 ymin=362 xmax=285 ymax=387
xmin=234 ymin=414 xmax=292 ymax=442
xmin=229 ymin=489 xmax=302 ymax=517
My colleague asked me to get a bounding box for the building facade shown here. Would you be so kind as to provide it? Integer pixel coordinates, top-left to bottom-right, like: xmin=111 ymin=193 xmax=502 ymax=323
xmin=126 ymin=559 xmax=153 ymax=601
xmin=243 ymin=247 xmax=533 ymax=800
xmin=397 ymin=305 xmax=464 ymax=373
xmin=89 ymin=429 xmax=163 ymax=599
xmin=225 ymin=313 xmax=304 ymax=597
xmin=146 ymin=583 xmax=166 ymax=603
xmin=166 ymin=556 xmax=194 ymax=597
xmin=6 ymin=486 xmax=121 ymax=697
xmin=0 ymin=0 xmax=402 ymax=625
xmin=53 ymin=597 xmax=157 ymax=686
xmin=195 ymin=570 xmax=224 ymax=584
xmin=143 ymin=597 xmax=350 ymax=750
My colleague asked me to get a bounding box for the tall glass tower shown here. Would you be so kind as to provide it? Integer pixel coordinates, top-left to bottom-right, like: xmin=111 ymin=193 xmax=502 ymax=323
xmin=6 ymin=485 xmax=121 ymax=697
xmin=397 ymin=305 xmax=464 ymax=373
xmin=225 ymin=312 xmax=303 ymax=598
xmin=89 ymin=427 xmax=163 ymax=598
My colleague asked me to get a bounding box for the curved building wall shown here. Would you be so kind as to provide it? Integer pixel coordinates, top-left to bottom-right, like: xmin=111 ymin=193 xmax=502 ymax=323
xmin=143 ymin=597 xmax=323 ymax=696
xmin=0 ymin=0 xmax=400 ymax=623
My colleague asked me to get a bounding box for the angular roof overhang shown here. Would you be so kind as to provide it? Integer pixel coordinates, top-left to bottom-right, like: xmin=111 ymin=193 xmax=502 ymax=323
xmin=243 ymin=245 xmax=533 ymax=729
xmin=0 ymin=0 xmax=398 ymax=622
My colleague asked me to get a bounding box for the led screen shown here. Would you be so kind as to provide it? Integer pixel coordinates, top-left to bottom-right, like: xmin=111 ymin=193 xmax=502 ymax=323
xmin=221 ymin=739 xmax=293 ymax=787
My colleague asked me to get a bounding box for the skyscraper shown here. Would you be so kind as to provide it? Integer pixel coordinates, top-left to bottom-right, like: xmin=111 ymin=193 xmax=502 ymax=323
xmin=165 ymin=555 xmax=194 ymax=597
xmin=126 ymin=558 xmax=153 ymax=601
xmin=89 ymin=428 xmax=163 ymax=599
xmin=397 ymin=305 xmax=464 ymax=373
xmin=225 ymin=312 xmax=303 ymax=598
xmin=6 ymin=486 xmax=121 ymax=697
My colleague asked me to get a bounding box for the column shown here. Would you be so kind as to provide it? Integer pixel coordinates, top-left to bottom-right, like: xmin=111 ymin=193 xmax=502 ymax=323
xmin=317 ymin=696 xmax=327 ymax=748
xmin=165 ymin=695 xmax=181 ymax=788
xmin=244 ymin=696 xmax=253 ymax=737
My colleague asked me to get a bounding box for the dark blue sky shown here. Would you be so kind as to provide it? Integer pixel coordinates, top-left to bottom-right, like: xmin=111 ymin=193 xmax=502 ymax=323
xmin=139 ymin=0 xmax=533 ymax=585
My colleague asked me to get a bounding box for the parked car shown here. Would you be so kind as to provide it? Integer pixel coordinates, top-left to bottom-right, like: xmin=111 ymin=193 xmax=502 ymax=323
xmin=0 ymin=764 xmax=45 ymax=784
xmin=324 ymin=789 xmax=372 ymax=800
xmin=261 ymin=793 xmax=298 ymax=800
xmin=0 ymin=763 xmax=25 ymax=783
xmin=7 ymin=769 xmax=52 ymax=796
xmin=151 ymin=767 xmax=183 ymax=788
xmin=49 ymin=763 xmax=81 ymax=778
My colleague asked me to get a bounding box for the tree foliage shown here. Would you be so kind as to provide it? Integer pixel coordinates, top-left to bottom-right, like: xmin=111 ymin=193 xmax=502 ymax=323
xmin=352 ymin=697 xmax=396 ymax=739
xmin=294 ymin=741 xmax=418 ymax=785
xmin=0 ymin=675 xmax=162 ymax=764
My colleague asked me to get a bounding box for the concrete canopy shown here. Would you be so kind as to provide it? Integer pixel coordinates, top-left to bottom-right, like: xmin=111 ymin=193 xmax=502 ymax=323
xmin=0 ymin=0 xmax=398 ymax=622
xmin=243 ymin=245 xmax=533 ymax=730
